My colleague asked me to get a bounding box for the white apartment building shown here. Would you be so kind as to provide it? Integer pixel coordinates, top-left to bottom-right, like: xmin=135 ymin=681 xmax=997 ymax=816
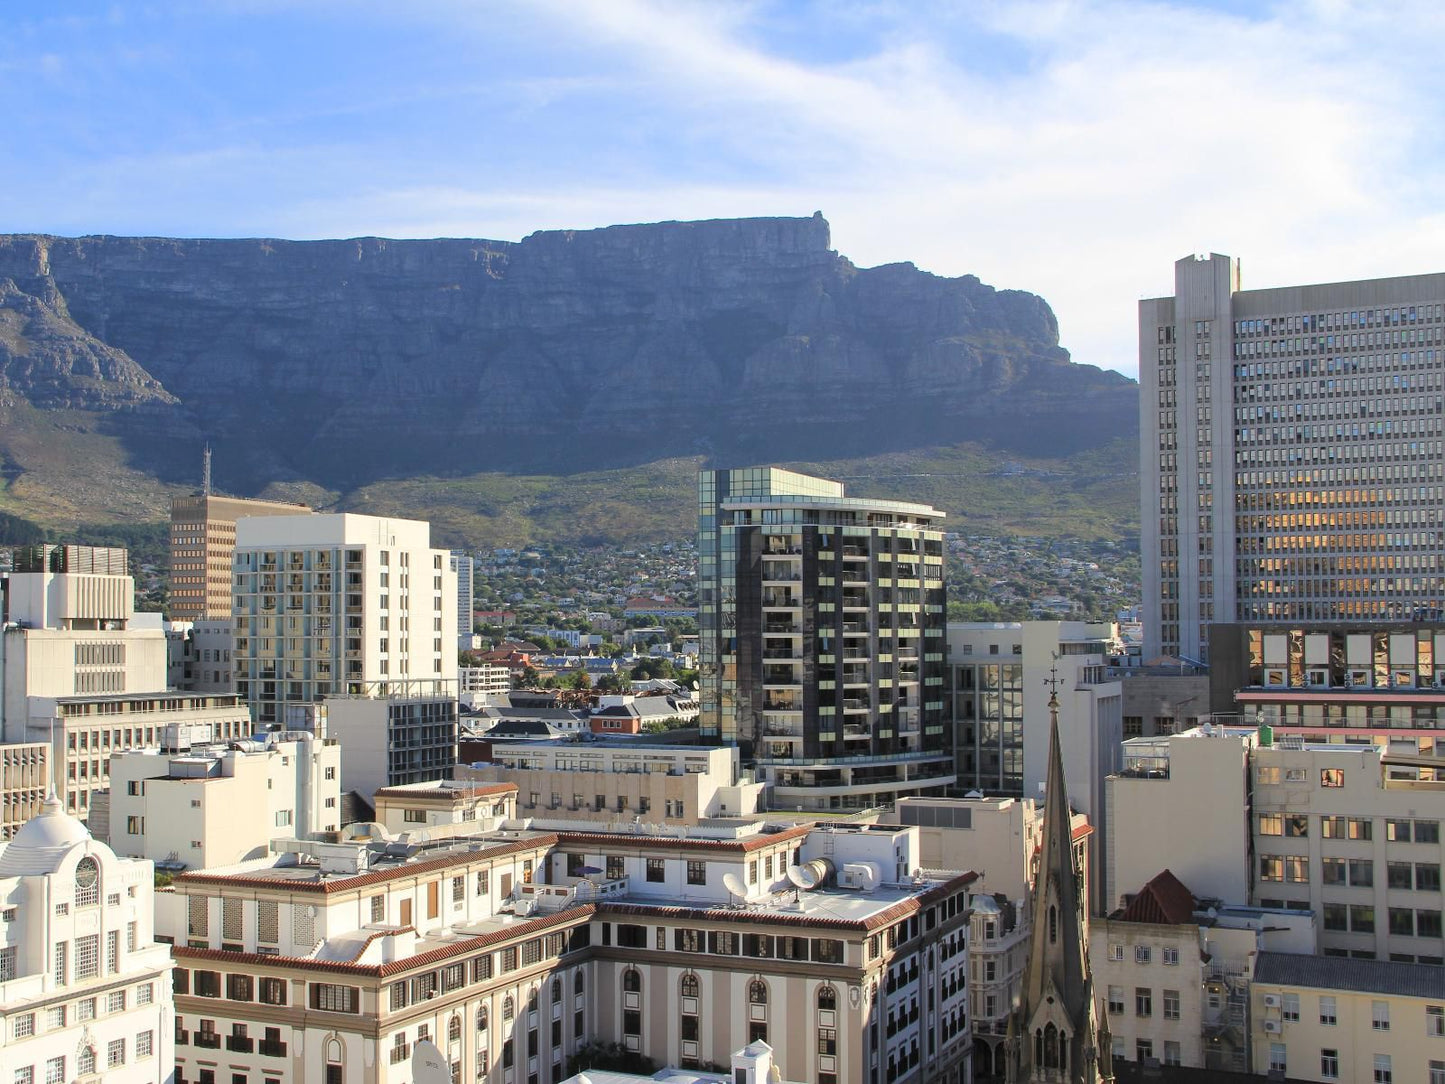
xmin=1251 ymin=952 xmax=1445 ymax=1084
xmin=947 ymin=621 xmax=1122 ymax=912
xmin=1140 ymin=255 xmax=1445 ymax=662
xmin=325 ymin=694 xmax=459 ymax=801
xmin=109 ymin=731 xmax=342 ymax=870
xmin=459 ymin=740 xmax=764 ymax=823
xmin=1111 ymin=725 xmax=1445 ymax=962
xmin=460 ymin=665 xmax=511 ymax=698
xmin=232 ymin=513 xmax=458 ymax=728
xmin=451 ymin=551 xmax=474 ymax=643
xmin=371 ymin=780 xmax=517 ymax=836
xmin=0 ymin=796 xmax=174 ymax=1084
xmin=158 ymin=819 xmax=974 ymax=1084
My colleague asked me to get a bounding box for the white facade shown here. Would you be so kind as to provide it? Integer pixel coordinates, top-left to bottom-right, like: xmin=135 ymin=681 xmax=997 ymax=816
xmin=108 ymin=733 xmax=342 ymax=870
xmin=0 ymin=797 xmax=174 ymax=1084
xmin=324 ymin=695 xmax=458 ymax=801
xmin=1107 ymin=726 xmax=1255 ymax=910
xmin=460 ymin=665 xmax=511 ymax=696
xmin=232 ymin=513 xmax=458 ymax=728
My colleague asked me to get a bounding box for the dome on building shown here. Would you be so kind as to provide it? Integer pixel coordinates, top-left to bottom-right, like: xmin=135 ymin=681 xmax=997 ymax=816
xmin=970 ymin=892 xmax=1002 ymax=915
xmin=0 ymin=795 xmax=94 ymax=876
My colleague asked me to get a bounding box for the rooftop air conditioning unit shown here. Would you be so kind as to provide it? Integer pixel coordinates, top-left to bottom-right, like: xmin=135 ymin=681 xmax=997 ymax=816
xmin=1262 ymin=994 xmax=1281 ymax=1008
xmin=1262 ymin=1020 xmax=1281 ymax=1034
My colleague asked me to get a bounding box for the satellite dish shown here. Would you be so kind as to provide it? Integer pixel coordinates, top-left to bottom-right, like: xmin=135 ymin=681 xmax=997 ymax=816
xmin=722 ymin=872 xmax=748 ymax=900
xmin=411 ymin=1039 xmax=449 ymax=1084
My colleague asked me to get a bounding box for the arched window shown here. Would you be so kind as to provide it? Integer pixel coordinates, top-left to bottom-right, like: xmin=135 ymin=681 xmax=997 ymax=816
xmin=1048 ymin=904 xmax=1058 ymax=944
xmin=477 ymin=1004 xmax=488 ymax=1031
xmin=326 ymin=1038 xmax=344 ymax=1084
xmin=749 ymin=980 xmax=768 ymax=1005
xmin=552 ymin=978 xmax=563 ymax=1004
xmin=79 ymin=1047 xmax=96 ymax=1075
xmin=1043 ymin=1023 xmax=1059 ymax=1069
xmin=623 ymin=969 xmax=641 ymax=993
xmin=75 ymin=856 xmax=100 ymax=908
xmin=818 ymin=985 xmax=837 ymax=1011
xmin=575 ymin=970 xmax=584 ymax=996
xmin=680 ymin=974 xmax=699 ymax=998
xmin=527 ymin=986 xmax=538 ymax=1011
xmin=448 ymin=1015 xmax=461 ymax=1043
xmin=502 ymin=996 xmax=514 ymax=1021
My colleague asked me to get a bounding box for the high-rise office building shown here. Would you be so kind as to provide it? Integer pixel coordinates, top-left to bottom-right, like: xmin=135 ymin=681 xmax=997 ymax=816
xmin=231 ymin=513 xmax=457 ymax=728
xmin=169 ymin=493 xmax=311 ymax=620
xmin=697 ymin=467 xmax=953 ymax=811
xmin=450 ymin=549 xmax=474 ymax=642
xmin=1140 ymin=255 xmax=1445 ymax=662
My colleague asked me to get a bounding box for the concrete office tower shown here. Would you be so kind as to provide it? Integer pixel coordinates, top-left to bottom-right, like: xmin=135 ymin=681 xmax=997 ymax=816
xmin=1 ymin=545 xmax=168 ymax=738
xmin=231 ymin=513 xmax=458 ymax=728
xmin=169 ymin=493 xmax=311 ymax=620
xmin=698 ymin=467 xmax=952 ymax=811
xmin=0 ymin=797 xmax=175 ymax=1084
xmin=450 ymin=550 xmax=474 ymax=642
xmin=1140 ymin=255 xmax=1445 ymax=663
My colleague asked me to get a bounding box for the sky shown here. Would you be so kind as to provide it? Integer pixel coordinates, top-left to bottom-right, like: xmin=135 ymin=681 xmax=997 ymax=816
xmin=4 ymin=1 xmax=1445 ymax=378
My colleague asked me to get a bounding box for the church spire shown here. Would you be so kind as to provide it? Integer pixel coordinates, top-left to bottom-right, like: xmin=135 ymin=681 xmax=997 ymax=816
xmin=1006 ymin=659 xmax=1102 ymax=1083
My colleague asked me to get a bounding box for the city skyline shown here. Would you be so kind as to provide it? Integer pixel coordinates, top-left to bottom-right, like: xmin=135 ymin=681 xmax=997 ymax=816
xmin=4 ymin=1 xmax=1445 ymax=377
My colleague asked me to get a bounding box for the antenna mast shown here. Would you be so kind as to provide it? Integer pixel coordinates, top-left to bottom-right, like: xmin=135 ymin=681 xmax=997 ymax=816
xmin=202 ymin=443 xmax=212 ymax=497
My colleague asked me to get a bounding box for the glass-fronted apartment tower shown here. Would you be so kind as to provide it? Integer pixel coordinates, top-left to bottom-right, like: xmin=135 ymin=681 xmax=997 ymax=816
xmin=1141 ymin=255 xmax=1445 ymax=662
xmin=698 ymin=467 xmax=953 ymax=811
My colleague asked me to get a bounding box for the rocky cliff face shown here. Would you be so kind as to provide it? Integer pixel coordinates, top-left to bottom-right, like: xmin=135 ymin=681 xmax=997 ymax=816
xmin=0 ymin=214 xmax=1135 ymax=493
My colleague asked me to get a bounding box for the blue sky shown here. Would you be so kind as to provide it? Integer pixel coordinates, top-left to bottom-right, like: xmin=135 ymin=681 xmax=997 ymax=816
xmin=4 ymin=1 xmax=1444 ymax=376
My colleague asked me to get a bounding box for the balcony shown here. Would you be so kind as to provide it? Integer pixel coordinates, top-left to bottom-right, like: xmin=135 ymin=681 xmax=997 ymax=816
xmin=259 ymin=1040 xmax=288 ymax=1058
xmin=226 ymin=1036 xmax=255 ymax=1053
xmin=194 ymin=1033 xmax=221 ymax=1050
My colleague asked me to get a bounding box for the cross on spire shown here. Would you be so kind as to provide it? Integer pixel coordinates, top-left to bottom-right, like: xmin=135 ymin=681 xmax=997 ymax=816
xmin=1044 ymin=654 xmax=1063 ymax=720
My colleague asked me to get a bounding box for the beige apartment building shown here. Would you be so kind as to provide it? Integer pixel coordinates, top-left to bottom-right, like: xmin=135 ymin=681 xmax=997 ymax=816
xmin=1110 ymin=725 xmax=1445 ymax=962
xmin=108 ymin=731 xmax=342 ymax=871
xmin=0 ymin=741 xmax=48 ymax=840
xmin=158 ymin=818 xmax=973 ymax=1084
xmin=23 ymin=693 xmax=253 ymax=821
xmin=231 ymin=513 xmax=457 ymax=729
xmin=460 ymin=739 xmax=763 ymax=824
xmin=371 ymin=779 xmax=517 ymax=836
xmin=169 ymin=493 xmax=311 ymax=620
xmin=1251 ymin=951 xmax=1445 ymax=1083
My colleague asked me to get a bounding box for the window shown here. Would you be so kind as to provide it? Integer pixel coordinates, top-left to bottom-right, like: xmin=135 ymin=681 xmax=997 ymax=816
xmin=646 ymin=858 xmax=665 ymax=883
xmin=686 ymin=861 xmax=706 ymax=885
xmin=108 ymin=989 xmax=127 ymax=1013
xmin=1259 ymin=812 xmax=1283 ymax=835
xmin=1107 ymin=986 xmax=1124 ymax=1015
xmin=1373 ymin=1000 xmax=1391 ymax=1030
xmin=1389 ymin=819 xmax=1414 ymax=843
xmin=1135 ymin=988 xmax=1151 ymax=1017
xmin=1268 ymin=1042 xmax=1286 ymax=1074
xmin=1134 ymin=945 xmax=1151 ymax=964
xmin=137 ymin=1031 xmax=153 ymax=1058
xmin=310 ymin=984 xmax=359 ymax=1013
xmin=1351 ymin=859 xmax=1375 ymax=887
xmin=14 ymin=1013 xmax=35 ymax=1038
xmin=108 ymin=1039 xmax=126 ymax=1068
xmin=75 ymin=856 xmax=101 ymax=907
xmin=75 ymin=934 xmax=100 ymax=979
xmin=1135 ymin=1039 xmax=1153 ymax=1063
xmin=1260 ymin=855 xmax=1283 ymax=882
xmin=44 ymin=1060 xmax=63 ymax=1084
xmin=1163 ymin=1040 xmax=1180 ymax=1066
xmin=1389 ymin=862 xmax=1415 ymax=889
xmin=1419 ymin=822 xmax=1441 ymax=844
xmin=1353 ymin=906 xmax=1376 ymax=933
xmin=1431 ymin=1005 xmax=1445 ymax=1038
xmin=1108 ymin=943 xmax=1124 ymax=962
xmin=1162 ymin=946 xmax=1179 ymax=966
xmin=1374 ymin=1053 xmax=1392 ymax=1083
xmin=1320 ymin=996 xmax=1337 ymax=1026
xmin=1419 ymin=865 xmax=1442 ymax=892
xmin=1431 ymin=1061 xmax=1445 ymax=1084
xmin=1286 ymin=856 xmax=1309 ymax=883
xmin=1163 ymin=989 xmax=1180 ymax=1020
xmin=1282 ymin=993 xmax=1299 ymax=1021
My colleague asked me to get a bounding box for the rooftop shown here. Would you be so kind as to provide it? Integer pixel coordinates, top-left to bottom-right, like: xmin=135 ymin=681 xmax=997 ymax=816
xmin=1254 ymin=950 xmax=1445 ymax=999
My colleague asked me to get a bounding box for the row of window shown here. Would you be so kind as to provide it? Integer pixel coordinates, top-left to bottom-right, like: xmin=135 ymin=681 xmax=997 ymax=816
xmin=9 ymin=982 xmax=154 ymax=1039
xmin=1104 ymin=943 xmax=1181 ymax=966
xmin=11 ymin=1032 xmax=153 ymax=1084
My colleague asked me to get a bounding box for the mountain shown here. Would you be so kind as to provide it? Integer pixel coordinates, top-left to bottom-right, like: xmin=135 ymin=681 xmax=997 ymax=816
xmin=0 ymin=214 xmax=1138 ymax=537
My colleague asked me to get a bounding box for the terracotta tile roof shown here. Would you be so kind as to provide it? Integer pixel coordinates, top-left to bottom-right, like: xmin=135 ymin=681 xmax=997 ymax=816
xmin=372 ymin=782 xmax=517 ymax=802
xmin=172 ymin=905 xmax=594 ymax=979
xmin=173 ymin=835 xmax=556 ymax=894
xmin=1117 ymin=869 xmax=1197 ymax=925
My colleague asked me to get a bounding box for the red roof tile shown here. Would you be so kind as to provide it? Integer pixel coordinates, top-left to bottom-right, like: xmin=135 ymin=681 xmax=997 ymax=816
xmin=1117 ymin=869 xmax=1197 ymax=925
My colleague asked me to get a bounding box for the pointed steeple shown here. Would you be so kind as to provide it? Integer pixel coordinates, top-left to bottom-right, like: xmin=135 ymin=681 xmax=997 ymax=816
xmin=1006 ymin=661 xmax=1102 ymax=1083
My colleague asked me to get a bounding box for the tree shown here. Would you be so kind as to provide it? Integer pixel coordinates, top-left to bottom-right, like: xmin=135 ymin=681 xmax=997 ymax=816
xmin=596 ymin=673 xmax=627 ymax=693
xmin=519 ymin=665 xmax=540 ymax=687
xmin=569 ymin=670 xmax=592 ymax=691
